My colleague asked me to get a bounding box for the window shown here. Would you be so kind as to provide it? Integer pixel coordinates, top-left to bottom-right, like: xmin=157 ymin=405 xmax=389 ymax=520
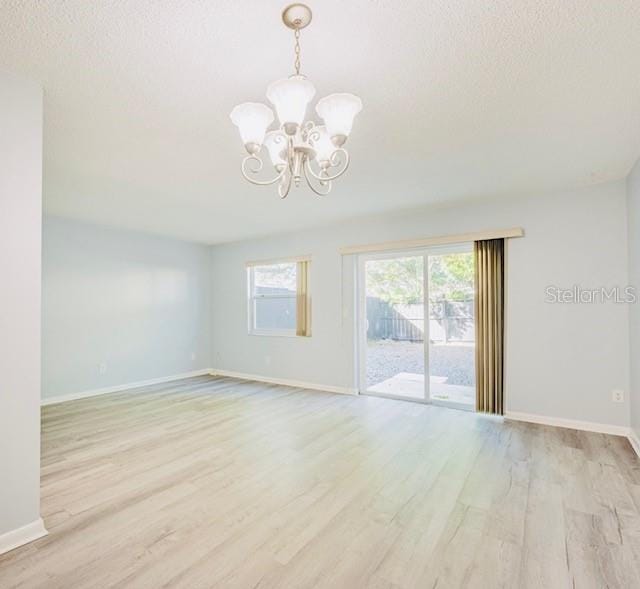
xmin=248 ymin=259 xmax=311 ymax=336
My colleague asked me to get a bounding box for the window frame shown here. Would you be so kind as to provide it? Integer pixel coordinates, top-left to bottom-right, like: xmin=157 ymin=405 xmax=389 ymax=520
xmin=247 ymin=258 xmax=310 ymax=337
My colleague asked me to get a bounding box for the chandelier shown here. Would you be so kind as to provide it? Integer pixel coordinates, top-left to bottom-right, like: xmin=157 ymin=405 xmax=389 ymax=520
xmin=230 ymin=4 xmax=363 ymax=198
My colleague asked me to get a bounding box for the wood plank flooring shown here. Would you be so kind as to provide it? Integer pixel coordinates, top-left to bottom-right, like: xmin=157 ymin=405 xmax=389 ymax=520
xmin=2 ymin=375 xmax=640 ymax=588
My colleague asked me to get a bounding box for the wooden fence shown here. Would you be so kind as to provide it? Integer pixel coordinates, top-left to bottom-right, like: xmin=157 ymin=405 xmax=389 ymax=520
xmin=366 ymin=297 xmax=473 ymax=343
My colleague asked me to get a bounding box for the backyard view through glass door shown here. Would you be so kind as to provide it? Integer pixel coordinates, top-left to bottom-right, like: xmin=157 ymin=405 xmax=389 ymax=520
xmin=364 ymin=255 xmax=425 ymax=400
xmin=427 ymin=250 xmax=475 ymax=409
xmin=362 ymin=247 xmax=475 ymax=409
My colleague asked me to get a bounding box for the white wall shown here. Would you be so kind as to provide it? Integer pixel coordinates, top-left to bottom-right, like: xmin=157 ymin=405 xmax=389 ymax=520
xmin=42 ymin=216 xmax=211 ymax=400
xmin=627 ymin=161 xmax=640 ymax=438
xmin=0 ymin=73 xmax=44 ymax=547
xmin=211 ymin=181 xmax=630 ymax=428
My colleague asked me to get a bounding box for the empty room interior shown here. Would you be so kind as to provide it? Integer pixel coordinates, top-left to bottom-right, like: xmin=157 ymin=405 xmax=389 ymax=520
xmin=3 ymin=1 xmax=640 ymax=587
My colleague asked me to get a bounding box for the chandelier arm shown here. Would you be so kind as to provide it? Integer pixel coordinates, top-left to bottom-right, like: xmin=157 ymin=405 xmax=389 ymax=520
xmin=303 ymin=162 xmax=332 ymax=196
xmin=304 ymin=148 xmax=350 ymax=182
xmin=287 ymin=138 xmax=296 ymax=176
xmin=278 ymin=170 xmax=293 ymax=199
xmin=304 ymin=121 xmax=320 ymax=144
xmin=241 ymin=155 xmax=286 ymax=186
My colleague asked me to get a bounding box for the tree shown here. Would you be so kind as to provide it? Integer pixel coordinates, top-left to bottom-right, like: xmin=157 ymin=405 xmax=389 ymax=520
xmin=366 ymin=257 xmax=424 ymax=305
xmin=427 ymin=254 xmax=474 ymax=301
xmin=366 ymin=253 xmax=473 ymax=305
xmin=253 ymin=262 xmax=297 ymax=293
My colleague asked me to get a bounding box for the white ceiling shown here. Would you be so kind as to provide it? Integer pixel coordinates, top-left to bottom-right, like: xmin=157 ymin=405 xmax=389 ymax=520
xmin=1 ymin=1 xmax=640 ymax=244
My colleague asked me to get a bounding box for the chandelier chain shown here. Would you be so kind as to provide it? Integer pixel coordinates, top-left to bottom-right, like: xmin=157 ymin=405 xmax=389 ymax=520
xmin=294 ymin=28 xmax=301 ymax=75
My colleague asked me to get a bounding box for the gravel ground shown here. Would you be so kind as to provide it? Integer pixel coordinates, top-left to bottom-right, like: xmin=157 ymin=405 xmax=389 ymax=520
xmin=366 ymin=340 xmax=474 ymax=387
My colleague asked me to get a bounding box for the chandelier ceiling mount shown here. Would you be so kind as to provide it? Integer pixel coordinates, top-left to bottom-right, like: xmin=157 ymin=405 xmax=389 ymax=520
xmin=281 ymin=3 xmax=313 ymax=31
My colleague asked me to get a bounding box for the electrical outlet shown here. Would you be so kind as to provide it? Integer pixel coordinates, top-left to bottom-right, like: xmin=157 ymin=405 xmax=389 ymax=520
xmin=191 ymin=351 xmax=196 ymax=361
xmin=265 ymin=355 xmax=271 ymax=366
xmin=99 ymin=362 xmax=108 ymax=375
xmin=612 ymin=389 xmax=624 ymax=403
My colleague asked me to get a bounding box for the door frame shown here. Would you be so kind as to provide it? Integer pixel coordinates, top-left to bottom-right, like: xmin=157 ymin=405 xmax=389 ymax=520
xmin=356 ymin=242 xmax=474 ymax=410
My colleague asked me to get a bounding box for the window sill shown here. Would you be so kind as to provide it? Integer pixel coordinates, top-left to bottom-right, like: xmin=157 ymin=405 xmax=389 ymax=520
xmin=248 ymin=330 xmax=300 ymax=338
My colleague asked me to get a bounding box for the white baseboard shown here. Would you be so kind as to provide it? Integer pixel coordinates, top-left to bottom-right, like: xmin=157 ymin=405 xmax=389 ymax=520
xmin=210 ymin=369 xmax=357 ymax=396
xmin=505 ymin=411 xmax=631 ymax=437
xmin=0 ymin=518 xmax=48 ymax=556
xmin=41 ymin=369 xmax=213 ymax=406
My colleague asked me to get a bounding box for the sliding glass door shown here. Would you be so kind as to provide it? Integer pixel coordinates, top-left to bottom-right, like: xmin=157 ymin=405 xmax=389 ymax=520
xmin=358 ymin=245 xmax=475 ymax=409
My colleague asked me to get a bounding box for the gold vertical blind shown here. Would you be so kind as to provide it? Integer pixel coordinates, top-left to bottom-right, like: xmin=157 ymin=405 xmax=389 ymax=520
xmin=296 ymin=260 xmax=311 ymax=337
xmin=474 ymin=239 xmax=505 ymax=414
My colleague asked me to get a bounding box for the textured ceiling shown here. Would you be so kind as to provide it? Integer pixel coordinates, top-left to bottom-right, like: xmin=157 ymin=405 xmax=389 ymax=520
xmin=1 ymin=1 xmax=640 ymax=244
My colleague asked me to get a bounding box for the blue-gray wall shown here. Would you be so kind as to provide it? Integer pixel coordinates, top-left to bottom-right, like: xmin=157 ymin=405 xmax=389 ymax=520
xmin=42 ymin=216 xmax=211 ymax=399
xmin=627 ymin=161 xmax=640 ymax=439
xmin=210 ymin=181 xmax=631 ymax=428
xmin=41 ymin=179 xmax=634 ymax=431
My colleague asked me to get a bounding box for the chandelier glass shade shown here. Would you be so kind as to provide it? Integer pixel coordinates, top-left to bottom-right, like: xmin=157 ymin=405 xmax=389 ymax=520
xmin=316 ymin=93 xmax=363 ymax=138
xmin=266 ymin=77 xmax=316 ymax=128
xmin=230 ymin=4 xmax=362 ymax=198
xmin=229 ymin=103 xmax=274 ymax=147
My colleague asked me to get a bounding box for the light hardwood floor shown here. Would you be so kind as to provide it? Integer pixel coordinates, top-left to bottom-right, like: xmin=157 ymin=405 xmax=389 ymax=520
xmin=2 ymin=375 xmax=640 ymax=588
